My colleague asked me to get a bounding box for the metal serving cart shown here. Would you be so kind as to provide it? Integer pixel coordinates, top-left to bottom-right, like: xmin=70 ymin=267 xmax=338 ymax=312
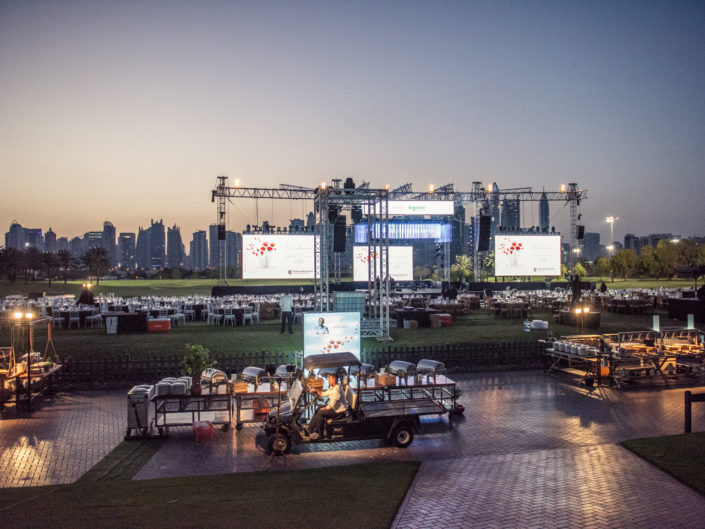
xmin=152 ymin=384 xmax=233 ymax=436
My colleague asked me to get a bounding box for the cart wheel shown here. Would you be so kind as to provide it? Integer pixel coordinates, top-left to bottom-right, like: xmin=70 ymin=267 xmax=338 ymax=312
xmin=267 ymin=432 xmax=291 ymax=454
xmin=392 ymin=424 xmax=414 ymax=448
xmin=221 ymin=423 xmax=230 ymax=432
xmin=158 ymin=427 xmax=165 ymax=436
xmin=235 ymin=423 xmax=243 ymax=431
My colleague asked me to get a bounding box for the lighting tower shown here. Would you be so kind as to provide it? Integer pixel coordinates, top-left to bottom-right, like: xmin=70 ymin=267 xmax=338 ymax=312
xmin=606 ymin=216 xmax=619 ymax=256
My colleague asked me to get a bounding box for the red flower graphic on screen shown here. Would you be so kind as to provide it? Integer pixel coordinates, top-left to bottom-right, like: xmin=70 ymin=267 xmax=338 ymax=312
xmin=498 ymin=238 xmax=524 ymax=267
xmin=246 ymin=238 xmax=277 ymax=268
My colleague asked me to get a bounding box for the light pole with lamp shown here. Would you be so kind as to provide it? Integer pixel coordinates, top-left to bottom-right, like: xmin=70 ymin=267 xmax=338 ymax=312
xmin=606 ymin=216 xmax=619 ymax=256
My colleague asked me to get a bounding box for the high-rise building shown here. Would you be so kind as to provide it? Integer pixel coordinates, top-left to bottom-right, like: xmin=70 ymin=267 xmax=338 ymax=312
xmin=167 ymin=224 xmax=185 ymax=268
xmin=56 ymin=237 xmax=69 ymax=251
xmin=539 ymin=192 xmax=550 ymax=232
xmin=136 ymin=227 xmax=150 ymax=269
xmin=69 ymin=236 xmax=83 ymax=255
xmin=102 ymin=221 xmax=117 ymax=266
xmin=624 ymin=233 xmax=640 ymax=254
xmin=149 ymin=219 xmax=165 ymax=269
xmin=500 ymin=199 xmax=520 ymax=230
xmin=44 ymin=228 xmax=57 ymax=253
xmin=118 ymin=233 xmax=136 ymax=269
xmin=209 ymin=224 xmax=220 ymax=268
xmin=190 ymin=231 xmax=208 ymax=270
xmin=83 ymin=231 xmax=103 ymax=252
xmin=582 ymin=232 xmax=601 ymax=262
xmin=225 ymin=231 xmax=242 ymax=276
xmin=4 ymin=221 xmax=43 ymax=250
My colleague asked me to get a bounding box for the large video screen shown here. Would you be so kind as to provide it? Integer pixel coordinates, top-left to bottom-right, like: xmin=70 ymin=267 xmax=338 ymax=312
xmin=353 ymin=246 xmax=413 ymax=282
xmin=494 ymin=235 xmax=561 ymax=276
xmin=242 ymin=234 xmax=315 ymax=279
xmin=303 ymin=312 xmax=361 ymax=359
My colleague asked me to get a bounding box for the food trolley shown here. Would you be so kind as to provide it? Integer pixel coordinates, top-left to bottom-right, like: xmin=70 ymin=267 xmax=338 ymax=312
xmin=152 ymin=385 xmax=233 ymax=436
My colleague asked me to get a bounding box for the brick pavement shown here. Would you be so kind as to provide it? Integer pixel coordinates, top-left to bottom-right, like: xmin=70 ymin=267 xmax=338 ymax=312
xmin=391 ymin=444 xmax=705 ymax=529
xmin=1 ymin=372 xmax=704 ymax=527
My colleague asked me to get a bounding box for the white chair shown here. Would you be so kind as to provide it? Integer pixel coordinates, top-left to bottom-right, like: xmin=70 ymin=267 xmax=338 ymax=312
xmin=242 ymin=306 xmax=254 ymax=326
xmin=86 ymin=309 xmax=103 ymax=328
xmin=293 ymin=307 xmax=303 ymax=324
xmin=222 ymin=307 xmax=236 ymax=326
xmin=208 ymin=306 xmax=223 ymax=326
xmin=184 ymin=304 xmax=196 ymax=321
xmin=251 ymin=303 xmax=260 ymax=324
xmin=68 ymin=310 xmax=81 ymax=329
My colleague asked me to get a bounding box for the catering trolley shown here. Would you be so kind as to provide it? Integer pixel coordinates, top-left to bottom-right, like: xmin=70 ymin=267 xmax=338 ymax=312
xmin=151 ymin=384 xmax=233 ymax=436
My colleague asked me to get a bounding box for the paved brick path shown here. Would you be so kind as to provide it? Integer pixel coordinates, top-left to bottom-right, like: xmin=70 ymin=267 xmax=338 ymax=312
xmin=1 ymin=372 xmax=704 ymax=527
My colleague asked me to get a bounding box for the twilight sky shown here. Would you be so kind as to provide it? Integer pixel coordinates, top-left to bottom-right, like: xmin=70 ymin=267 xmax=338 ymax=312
xmin=1 ymin=0 xmax=704 ymax=246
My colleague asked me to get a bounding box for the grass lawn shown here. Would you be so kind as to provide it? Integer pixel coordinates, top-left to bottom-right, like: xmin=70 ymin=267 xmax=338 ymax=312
xmin=0 ymin=308 xmax=684 ymax=361
xmin=0 ymin=460 xmax=419 ymax=529
xmin=621 ymin=432 xmax=705 ymax=496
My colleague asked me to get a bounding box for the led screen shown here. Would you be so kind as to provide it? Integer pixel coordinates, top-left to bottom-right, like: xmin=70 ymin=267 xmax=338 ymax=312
xmin=364 ymin=200 xmax=454 ymax=216
xmin=494 ymin=235 xmax=562 ymax=276
xmin=352 ymin=246 xmax=413 ymax=282
xmin=242 ymin=234 xmax=315 ymax=279
xmin=303 ymin=312 xmax=361 ymax=359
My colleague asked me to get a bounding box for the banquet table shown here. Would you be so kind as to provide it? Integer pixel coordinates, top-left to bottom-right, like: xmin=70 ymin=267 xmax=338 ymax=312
xmin=102 ymin=312 xmax=148 ymax=333
xmin=395 ymin=307 xmax=438 ymax=328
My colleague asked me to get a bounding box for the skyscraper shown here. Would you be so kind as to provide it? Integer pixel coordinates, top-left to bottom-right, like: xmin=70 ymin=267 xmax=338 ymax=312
xmin=190 ymin=231 xmax=208 ymax=270
xmin=500 ymin=199 xmax=520 ymax=230
xmin=136 ymin=227 xmax=150 ymax=269
xmin=539 ymin=192 xmax=550 ymax=232
xmin=167 ymin=224 xmax=185 ymax=268
xmin=44 ymin=228 xmax=57 ymax=253
xmin=118 ymin=233 xmax=136 ymax=269
xmin=4 ymin=221 xmax=42 ymax=250
xmin=149 ymin=219 xmax=165 ymax=269
xmin=102 ymin=221 xmax=117 ymax=266
xmin=225 ymin=231 xmax=242 ymax=276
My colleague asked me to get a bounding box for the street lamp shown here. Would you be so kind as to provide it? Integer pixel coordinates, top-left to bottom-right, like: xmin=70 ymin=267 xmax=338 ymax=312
xmin=606 ymin=216 xmax=619 ymax=256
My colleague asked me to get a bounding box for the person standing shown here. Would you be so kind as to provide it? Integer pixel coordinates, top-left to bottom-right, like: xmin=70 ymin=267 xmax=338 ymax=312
xmin=279 ymin=292 xmax=294 ymax=334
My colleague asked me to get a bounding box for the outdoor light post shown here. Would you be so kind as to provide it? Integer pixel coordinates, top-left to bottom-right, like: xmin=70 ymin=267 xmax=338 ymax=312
xmin=606 ymin=216 xmax=619 ymax=256
xmin=13 ymin=311 xmax=34 ymax=411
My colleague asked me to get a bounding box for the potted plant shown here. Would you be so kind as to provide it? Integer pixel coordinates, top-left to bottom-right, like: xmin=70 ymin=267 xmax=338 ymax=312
xmin=183 ymin=344 xmax=214 ymax=396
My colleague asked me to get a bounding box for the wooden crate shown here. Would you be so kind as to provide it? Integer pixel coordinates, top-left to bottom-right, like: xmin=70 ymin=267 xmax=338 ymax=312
xmin=305 ymin=377 xmax=324 ymax=390
xmin=233 ymin=381 xmax=249 ymax=394
xmin=375 ymin=373 xmax=397 ymax=386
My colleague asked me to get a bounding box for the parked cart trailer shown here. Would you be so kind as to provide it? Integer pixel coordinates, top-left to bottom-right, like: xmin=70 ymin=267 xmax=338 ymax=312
xmin=261 ymin=352 xmax=462 ymax=454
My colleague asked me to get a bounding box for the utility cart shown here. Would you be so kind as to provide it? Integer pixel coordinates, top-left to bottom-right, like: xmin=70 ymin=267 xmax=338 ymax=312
xmin=152 ymin=385 xmax=233 ymax=436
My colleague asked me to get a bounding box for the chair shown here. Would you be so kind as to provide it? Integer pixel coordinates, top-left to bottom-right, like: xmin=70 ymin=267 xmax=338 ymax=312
xmin=184 ymin=304 xmax=196 ymax=321
xmin=242 ymin=306 xmax=254 ymax=325
xmin=222 ymin=308 xmax=236 ymax=326
xmin=251 ymin=303 xmax=260 ymax=324
xmin=293 ymin=307 xmax=303 ymax=324
xmin=68 ymin=310 xmax=81 ymax=329
xmin=85 ymin=309 xmax=103 ymax=328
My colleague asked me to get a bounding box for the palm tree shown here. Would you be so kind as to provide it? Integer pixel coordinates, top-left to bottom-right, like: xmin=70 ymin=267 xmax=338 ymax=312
xmin=82 ymin=247 xmax=110 ymax=285
xmin=23 ymin=247 xmax=42 ymax=283
xmin=41 ymin=251 xmax=58 ymax=286
xmin=483 ymin=251 xmax=495 ymax=282
xmin=0 ymin=246 xmax=22 ymax=281
xmin=56 ymin=249 xmax=76 ymax=285
xmin=450 ymin=254 xmax=473 ymax=282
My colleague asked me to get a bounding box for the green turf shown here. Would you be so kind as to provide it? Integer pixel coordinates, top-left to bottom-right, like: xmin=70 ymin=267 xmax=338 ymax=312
xmin=0 ymin=461 xmax=419 ymax=529
xmin=0 ymin=308 xmax=683 ymax=361
xmin=77 ymin=440 xmax=166 ymax=483
xmin=621 ymin=432 xmax=705 ymax=496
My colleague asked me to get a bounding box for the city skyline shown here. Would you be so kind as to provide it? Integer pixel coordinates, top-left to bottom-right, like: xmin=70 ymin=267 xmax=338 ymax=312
xmin=2 ymin=2 xmax=704 ymax=243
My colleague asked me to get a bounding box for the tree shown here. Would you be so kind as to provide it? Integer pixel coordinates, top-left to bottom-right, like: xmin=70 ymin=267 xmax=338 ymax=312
xmin=574 ymin=262 xmax=586 ymax=279
xmin=593 ymin=257 xmax=611 ymax=279
xmin=655 ymin=239 xmax=678 ymax=279
xmin=22 ymin=247 xmax=42 ymax=283
xmin=450 ymin=255 xmax=473 ymax=282
xmin=0 ymin=246 xmax=21 ymax=281
xmin=611 ymin=249 xmax=638 ymax=280
xmin=483 ymin=251 xmax=495 ymax=281
xmin=56 ymin=249 xmax=77 ymax=284
xmin=82 ymin=247 xmax=110 ymax=285
xmin=637 ymin=246 xmax=658 ymax=278
xmin=41 ymin=251 xmax=58 ymax=286
xmin=414 ymin=265 xmax=431 ymax=280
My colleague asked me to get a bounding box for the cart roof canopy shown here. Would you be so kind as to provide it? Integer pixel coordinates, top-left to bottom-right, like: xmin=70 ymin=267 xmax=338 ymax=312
xmin=303 ymin=352 xmax=361 ymax=371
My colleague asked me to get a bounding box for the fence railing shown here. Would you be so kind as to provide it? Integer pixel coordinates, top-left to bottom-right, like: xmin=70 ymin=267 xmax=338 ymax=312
xmin=54 ymin=341 xmax=546 ymax=390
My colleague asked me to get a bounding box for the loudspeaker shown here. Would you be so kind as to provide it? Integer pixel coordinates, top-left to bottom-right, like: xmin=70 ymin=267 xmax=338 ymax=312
xmin=328 ymin=205 xmax=338 ymax=223
xmin=577 ymin=225 xmax=585 ymax=240
xmin=218 ymin=225 xmax=226 ymax=241
xmin=477 ymin=216 xmax=491 ymax=252
xmin=333 ymin=215 xmax=347 ymax=253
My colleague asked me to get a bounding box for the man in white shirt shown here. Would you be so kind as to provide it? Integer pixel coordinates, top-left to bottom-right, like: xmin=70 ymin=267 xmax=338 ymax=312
xmin=279 ymin=293 xmax=294 ymax=334
xmin=308 ymin=374 xmax=348 ymax=439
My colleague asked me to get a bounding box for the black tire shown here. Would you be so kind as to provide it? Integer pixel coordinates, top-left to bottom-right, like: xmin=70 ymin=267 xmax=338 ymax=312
xmin=392 ymin=424 xmax=414 ymax=448
xmin=221 ymin=423 xmax=230 ymax=432
xmin=267 ymin=432 xmax=291 ymax=454
xmin=235 ymin=423 xmax=243 ymax=431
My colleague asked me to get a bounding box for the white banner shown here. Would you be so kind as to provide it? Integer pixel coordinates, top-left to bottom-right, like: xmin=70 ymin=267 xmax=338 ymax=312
xmin=353 ymin=246 xmax=413 ymax=282
xmin=364 ymin=200 xmax=454 ymax=216
xmin=303 ymin=312 xmax=361 ymax=358
xmin=494 ymin=235 xmax=562 ymax=276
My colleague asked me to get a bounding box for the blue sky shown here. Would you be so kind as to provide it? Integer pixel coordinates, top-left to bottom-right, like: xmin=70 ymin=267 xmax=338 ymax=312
xmin=1 ymin=1 xmax=703 ymax=244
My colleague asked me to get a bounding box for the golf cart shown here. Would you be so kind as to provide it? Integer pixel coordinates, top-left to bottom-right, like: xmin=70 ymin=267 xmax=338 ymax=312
xmin=262 ymin=352 xmax=459 ymax=454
